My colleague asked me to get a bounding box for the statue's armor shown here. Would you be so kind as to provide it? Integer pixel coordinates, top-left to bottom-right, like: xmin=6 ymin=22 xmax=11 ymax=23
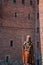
xmin=22 ymin=40 xmax=34 ymax=65
xmin=23 ymin=42 xmax=32 ymax=52
xmin=22 ymin=41 xmax=34 ymax=65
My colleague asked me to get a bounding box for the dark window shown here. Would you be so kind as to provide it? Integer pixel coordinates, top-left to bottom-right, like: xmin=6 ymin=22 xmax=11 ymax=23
xmin=0 ymin=3 xmax=2 ymax=18
xmin=6 ymin=56 xmax=9 ymax=62
xmin=0 ymin=13 xmax=2 ymax=18
xmin=13 ymin=0 xmax=16 ymax=3
xmin=37 ymin=59 xmax=39 ymax=65
xmin=28 ymin=14 xmax=30 ymax=19
xmin=37 ymin=0 xmax=39 ymax=5
xmin=10 ymin=40 xmax=13 ymax=47
xmin=37 ymin=13 xmax=39 ymax=19
xmin=37 ymin=27 xmax=39 ymax=33
xmin=15 ymin=12 xmax=17 ymax=17
xmin=22 ymin=0 xmax=24 ymax=4
xmin=37 ymin=42 xmax=39 ymax=48
xmin=30 ymin=0 xmax=32 ymax=5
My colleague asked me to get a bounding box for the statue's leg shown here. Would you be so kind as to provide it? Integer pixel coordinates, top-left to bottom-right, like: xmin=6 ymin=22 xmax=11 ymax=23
xmin=31 ymin=55 xmax=34 ymax=65
xmin=24 ymin=51 xmax=30 ymax=65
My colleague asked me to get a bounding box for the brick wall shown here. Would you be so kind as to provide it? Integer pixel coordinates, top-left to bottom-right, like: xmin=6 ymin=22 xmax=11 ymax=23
xmin=0 ymin=0 xmax=35 ymax=61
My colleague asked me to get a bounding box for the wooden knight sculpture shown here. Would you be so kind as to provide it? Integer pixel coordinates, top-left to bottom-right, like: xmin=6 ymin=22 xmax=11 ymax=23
xmin=22 ymin=35 xmax=35 ymax=65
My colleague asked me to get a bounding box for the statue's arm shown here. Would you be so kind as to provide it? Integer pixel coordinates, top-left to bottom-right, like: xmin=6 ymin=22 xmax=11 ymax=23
xmin=22 ymin=45 xmax=25 ymax=55
xmin=31 ymin=43 xmax=34 ymax=55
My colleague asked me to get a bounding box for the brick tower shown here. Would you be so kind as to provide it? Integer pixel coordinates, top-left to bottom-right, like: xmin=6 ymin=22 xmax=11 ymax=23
xmin=0 ymin=0 xmax=41 ymax=65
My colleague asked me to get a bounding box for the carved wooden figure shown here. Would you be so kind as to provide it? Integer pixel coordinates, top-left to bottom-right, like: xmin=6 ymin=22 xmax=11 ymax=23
xmin=22 ymin=35 xmax=34 ymax=65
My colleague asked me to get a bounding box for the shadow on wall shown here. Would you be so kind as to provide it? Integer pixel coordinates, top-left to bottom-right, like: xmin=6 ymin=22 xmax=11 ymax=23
xmin=0 ymin=59 xmax=23 ymax=65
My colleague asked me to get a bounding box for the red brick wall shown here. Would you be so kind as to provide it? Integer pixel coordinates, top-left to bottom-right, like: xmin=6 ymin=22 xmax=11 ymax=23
xmin=0 ymin=0 xmax=35 ymax=60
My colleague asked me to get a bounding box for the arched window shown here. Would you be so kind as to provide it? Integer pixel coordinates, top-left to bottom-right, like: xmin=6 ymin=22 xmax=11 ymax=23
xmin=13 ymin=0 xmax=16 ymax=3
xmin=22 ymin=0 xmax=25 ymax=4
xmin=37 ymin=59 xmax=39 ymax=65
xmin=37 ymin=13 xmax=39 ymax=19
xmin=15 ymin=12 xmax=17 ymax=17
xmin=37 ymin=0 xmax=39 ymax=5
xmin=30 ymin=0 xmax=33 ymax=5
xmin=10 ymin=40 xmax=13 ymax=47
xmin=6 ymin=56 xmax=9 ymax=62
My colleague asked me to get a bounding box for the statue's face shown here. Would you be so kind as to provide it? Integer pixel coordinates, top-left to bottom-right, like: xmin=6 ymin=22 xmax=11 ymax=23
xmin=26 ymin=37 xmax=31 ymax=42
xmin=29 ymin=37 xmax=31 ymax=42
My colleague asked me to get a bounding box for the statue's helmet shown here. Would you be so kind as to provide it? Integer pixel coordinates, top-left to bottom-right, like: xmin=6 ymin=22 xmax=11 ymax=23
xmin=26 ymin=35 xmax=31 ymax=42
